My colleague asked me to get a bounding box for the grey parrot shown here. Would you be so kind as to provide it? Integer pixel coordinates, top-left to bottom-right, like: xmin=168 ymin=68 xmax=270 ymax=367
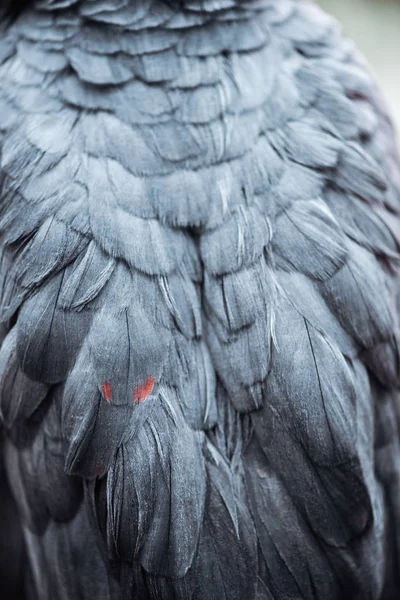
xmin=0 ymin=0 xmax=400 ymax=598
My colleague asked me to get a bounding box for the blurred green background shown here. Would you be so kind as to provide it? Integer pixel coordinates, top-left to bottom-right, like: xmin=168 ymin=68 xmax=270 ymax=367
xmin=317 ymin=0 xmax=400 ymax=130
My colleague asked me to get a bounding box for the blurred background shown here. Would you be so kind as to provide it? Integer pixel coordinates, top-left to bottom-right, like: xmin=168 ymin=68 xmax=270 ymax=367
xmin=317 ymin=0 xmax=400 ymax=132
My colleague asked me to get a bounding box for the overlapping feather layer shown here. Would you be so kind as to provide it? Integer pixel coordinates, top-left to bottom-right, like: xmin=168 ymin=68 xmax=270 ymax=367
xmin=0 ymin=0 xmax=400 ymax=598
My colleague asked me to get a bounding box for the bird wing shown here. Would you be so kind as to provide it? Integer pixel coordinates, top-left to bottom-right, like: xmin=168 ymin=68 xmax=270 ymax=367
xmin=0 ymin=0 xmax=400 ymax=598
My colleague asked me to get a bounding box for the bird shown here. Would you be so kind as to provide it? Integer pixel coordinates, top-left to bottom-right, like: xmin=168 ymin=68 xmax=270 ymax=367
xmin=0 ymin=0 xmax=399 ymax=598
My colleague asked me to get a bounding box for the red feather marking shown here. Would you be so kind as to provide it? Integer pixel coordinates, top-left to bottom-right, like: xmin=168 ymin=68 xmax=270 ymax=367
xmin=103 ymin=381 xmax=112 ymax=403
xmin=134 ymin=377 xmax=155 ymax=404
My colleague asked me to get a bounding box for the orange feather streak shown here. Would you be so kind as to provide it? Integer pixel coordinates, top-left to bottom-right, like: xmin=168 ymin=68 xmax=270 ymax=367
xmin=134 ymin=377 xmax=155 ymax=404
xmin=103 ymin=381 xmax=112 ymax=403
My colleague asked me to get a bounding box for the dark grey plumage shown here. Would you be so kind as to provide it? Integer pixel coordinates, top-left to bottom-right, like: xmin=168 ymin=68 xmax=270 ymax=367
xmin=0 ymin=0 xmax=400 ymax=599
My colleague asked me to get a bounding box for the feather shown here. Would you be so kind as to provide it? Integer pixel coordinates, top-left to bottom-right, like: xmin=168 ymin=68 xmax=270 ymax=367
xmin=4 ymin=397 xmax=82 ymax=535
xmin=57 ymin=73 xmax=172 ymax=119
xmin=335 ymin=143 xmax=387 ymax=205
xmin=61 ymin=287 xmax=170 ymax=478
xmin=251 ymin=390 xmax=374 ymax=549
xmin=261 ymin=296 xmax=357 ymax=465
xmin=201 ymin=205 xmax=271 ymax=276
xmin=319 ymin=242 xmax=395 ymax=349
xmin=272 ymin=161 xmax=324 ymax=207
xmin=149 ymin=160 xmax=244 ymax=229
xmin=66 ymin=46 xmax=134 ymax=85
xmin=272 ymin=198 xmax=348 ymax=280
xmin=4 ymin=436 xmax=50 ymax=535
xmin=159 ymin=271 xmax=202 ymax=339
xmin=86 ymin=160 xmax=188 ymax=274
xmin=62 ymin=347 xmax=137 ymax=478
xmin=97 ymin=261 xmax=172 ymax=330
xmin=276 ymin=2 xmax=336 ymax=47
xmin=362 ymin=337 xmax=400 ymax=389
xmin=59 ymin=241 xmax=116 ymax=311
xmin=10 ymin=148 xmax=82 ymax=215
xmin=204 ymin=257 xmax=273 ymax=333
xmin=325 ymin=188 xmax=400 ymax=260
xmin=268 ymin=119 xmax=341 ymax=168
xmin=17 ymin=38 xmax=68 ymax=72
xmin=161 ymin=335 xmax=218 ymax=430
xmin=295 ymin=63 xmax=358 ymax=139
xmin=16 ymin=272 xmax=93 ymax=383
xmin=177 ymin=18 xmax=270 ymax=57
xmin=276 ymin=270 xmax=356 ymax=357
xmin=77 ymin=26 xmax=179 ymax=56
xmin=205 ymin=316 xmax=270 ymax=412
xmin=183 ymin=445 xmax=258 ymax=600
xmin=106 ymin=399 xmax=205 ymax=577
xmin=7 ymin=217 xmax=88 ymax=294
xmin=23 ymin=503 xmax=117 ymax=599
xmin=169 ymin=83 xmax=228 ymax=125
xmin=87 ymin=304 xmax=169 ymax=405
xmin=79 ymin=0 xmax=152 ymax=27
xmin=0 ymin=328 xmax=49 ymax=428
xmin=79 ymin=113 xmax=168 ymax=175
xmin=263 ymin=70 xmax=303 ymax=131
xmin=169 ymin=54 xmax=221 ymax=88
xmin=1 ymin=128 xmax=66 ymax=185
xmin=130 ymin=49 xmax=183 ymax=83
xmin=244 ymin=437 xmax=339 ymax=599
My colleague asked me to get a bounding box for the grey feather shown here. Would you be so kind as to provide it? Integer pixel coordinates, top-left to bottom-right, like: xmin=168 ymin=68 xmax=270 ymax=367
xmin=16 ymin=272 xmax=93 ymax=383
xmin=201 ymin=205 xmax=271 ymax=275
xmin=0 ymin=328 xmax=49 ymax=427
xmin=272 ymin=198 xmax=348 ymax=280
xmin=262 ymin=296 xmax=357 ymax=465
xmin=320 ymin=242 xmax=395 ymax=349
xmin=106 ymin=400 xmax=205 ymax=577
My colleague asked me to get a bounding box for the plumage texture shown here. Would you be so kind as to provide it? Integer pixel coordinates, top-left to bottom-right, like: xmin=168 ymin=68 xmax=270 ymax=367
xmin=0 ymin=0 xmax=400 ymax=598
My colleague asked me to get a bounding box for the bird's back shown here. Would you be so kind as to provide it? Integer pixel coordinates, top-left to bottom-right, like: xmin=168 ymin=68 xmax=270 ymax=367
xmin=0 ymin=0 xmax=400 ymax=598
